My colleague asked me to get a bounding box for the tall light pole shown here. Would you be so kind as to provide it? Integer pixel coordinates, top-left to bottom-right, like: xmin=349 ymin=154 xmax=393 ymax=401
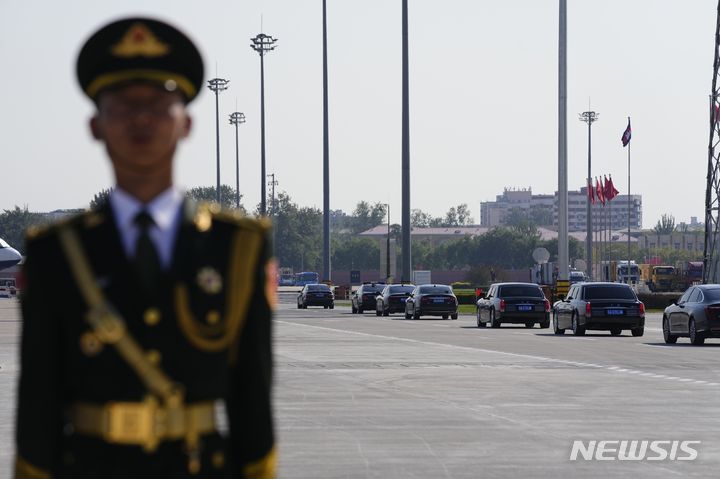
xmin=557 ymin=0 xmax=569 ymax=296
xmin=207 ymin=78 xmax=230 ymax=203
xmin=229 ymin=111 xmax=246 ymax=209
xmin=322 ymin=0 xmax=331 ymax=283
xmin=251 ymin=33 xmax=278 ymax=216
xmin=579 ymin=110 xmax=598 ymax=280
xmin=401 ymin=0 xmax=411 ymax=282
xmin=385 ymin=204 xmax=391 ymax=281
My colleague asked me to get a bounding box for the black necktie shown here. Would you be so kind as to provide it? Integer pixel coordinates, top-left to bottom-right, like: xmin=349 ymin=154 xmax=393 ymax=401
xmin=133 ymin=210 xmax=161 ymax=295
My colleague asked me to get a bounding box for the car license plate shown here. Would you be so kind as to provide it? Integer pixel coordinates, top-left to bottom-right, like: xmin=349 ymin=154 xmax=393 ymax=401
xmin=606 ymin=309 xmax=624 ymax=315
xmin=518 ymin=305 xmax=533 ymax=312
xmin=433 ymin=299 xmax=444 ymax=303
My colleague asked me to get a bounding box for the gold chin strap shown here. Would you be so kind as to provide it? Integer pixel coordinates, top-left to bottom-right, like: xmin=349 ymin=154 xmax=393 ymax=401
xmin=57 ymin=225 xmax=200 ymax=474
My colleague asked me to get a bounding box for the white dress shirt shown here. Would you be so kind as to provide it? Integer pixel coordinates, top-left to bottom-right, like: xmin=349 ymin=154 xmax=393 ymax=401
xmin=109 ymin=187 xmax=184 ymax=269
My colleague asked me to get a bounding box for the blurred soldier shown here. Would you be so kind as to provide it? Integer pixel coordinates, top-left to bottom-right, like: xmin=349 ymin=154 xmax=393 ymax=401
xmin=14 ymin=18 xmax=276 ymax=479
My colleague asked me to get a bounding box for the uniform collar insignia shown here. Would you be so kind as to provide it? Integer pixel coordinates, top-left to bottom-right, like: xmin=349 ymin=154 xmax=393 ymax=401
xmin=197 ymin=267 xmax=222 ymax=295
xmin=111 ymin=22 xmax=170 ymax=58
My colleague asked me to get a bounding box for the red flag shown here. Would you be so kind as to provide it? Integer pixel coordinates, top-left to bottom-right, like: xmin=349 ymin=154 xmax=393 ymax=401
xmin=604 ymin=175 xmax=619 ymax=202
xmin=596 ymin=177 xmax=606 ymax=206
xmin=587 ymin=179 xmax=595 ymax=205
xmin=621 ymin=118 xmax=632 ymax=147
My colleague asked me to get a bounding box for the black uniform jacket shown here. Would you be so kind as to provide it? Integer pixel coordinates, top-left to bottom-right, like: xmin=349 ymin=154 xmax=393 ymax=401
xmin=14 ymin=200 xmax=275 ymax=479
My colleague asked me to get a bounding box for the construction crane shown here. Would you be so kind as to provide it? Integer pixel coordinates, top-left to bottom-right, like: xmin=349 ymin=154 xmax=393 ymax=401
xmin=704 ymin=1 xmax=720 ymax=283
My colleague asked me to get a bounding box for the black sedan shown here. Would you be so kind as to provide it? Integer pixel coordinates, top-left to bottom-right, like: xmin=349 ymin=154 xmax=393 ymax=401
xmin=553 ymin=282 xmax=645 ymax=336
xmin=351 ymin=282 xmax=385 ymax=314
xmin=663 ymin=284 xmax=720 ymax=345
xmin=375 ymin=284 xmax=415 ymax=316
xmin=297 ymin=284 xmax=334 ymax=309
xmin=476 ymin=282 xmax=550 ymax=328
xmin=404 ymin=284 xmax=458 ymax=320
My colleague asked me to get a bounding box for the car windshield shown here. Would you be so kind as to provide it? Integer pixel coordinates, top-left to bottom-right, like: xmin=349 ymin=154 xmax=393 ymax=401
xmin=363 ymin=285 xmax=384 ymax=293
xmin=583 ymin=285 xmax=636 ymax=300
xmin=655 ymin=267 xmax=673 ymax=275
xmin=389 ymin=286 xmax=414 ymax=294
xmin=419 ymin=286 xmax=452 ymax=295
xmin=499 ymin=285 xmax=544 ymax=298
xmin=702 ymin=288 xmax=720 ymax=301
xmin=307 ymin=284 xmax=330 ymax=292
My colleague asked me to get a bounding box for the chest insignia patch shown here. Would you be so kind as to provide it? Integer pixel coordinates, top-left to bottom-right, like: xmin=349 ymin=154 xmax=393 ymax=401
xmin=196 ymin=267 xmax=223 ymax=295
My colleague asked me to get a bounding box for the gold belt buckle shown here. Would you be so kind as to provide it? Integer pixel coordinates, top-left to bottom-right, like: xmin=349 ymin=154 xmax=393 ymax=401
xmin=105 ymin=396 xmax=162 ymax=451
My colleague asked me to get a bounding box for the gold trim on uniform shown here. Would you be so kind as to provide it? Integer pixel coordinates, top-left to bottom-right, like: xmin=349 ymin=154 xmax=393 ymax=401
xmin=79 ymin=331 xmax=104 ymax=357
xmin=146 ymin=349 xmax=162 ymax=366
xmin=175 ymin=228 xmax=262 ymax=352
xmin=83 ymin=212 xmax=105 ymax=229
xmin=206 ymin=310 xmax=221 ymax=325
xmin=243 ymin=446 xmax=278 ymax=479
xmin=85 ymin=70 xmax=196 ymax=100
xmin=193 ymin=205 xmax=213 ymax=232
xmin=111 ymin=22 xmax=170 ymax=58
xmin=196 ymin=267 xmax=223 ymax=295
xmin=212 ymin=451 xmax=225 ymax=469
xmin=143 ymin=307 xmax=162 ymax=326
xmin=14 ymin=456 xmax=52 ymax=479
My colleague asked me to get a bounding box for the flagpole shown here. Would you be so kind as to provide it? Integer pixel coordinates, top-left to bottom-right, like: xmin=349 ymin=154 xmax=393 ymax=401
xmin=627 ymin=117 xmax=631 ymax=281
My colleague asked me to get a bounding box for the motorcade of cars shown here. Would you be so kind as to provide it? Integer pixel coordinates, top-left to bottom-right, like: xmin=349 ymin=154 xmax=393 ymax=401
xmin=404 ymin=284 xmax=458 ymax=320
xmin=297 ymin=283 xmax=334 ymax=309
xmin=375 ymin=284 xmax=415 ymax=316
xmin=662 ymin=284 xmax=720 ymax=345
xmin=476 ymin=282 xmax=550 ymax=328
xmin=552 ymin=282 xmax=645 ymax=336
xmin=351 ymin=282 xmax=385 ymax=314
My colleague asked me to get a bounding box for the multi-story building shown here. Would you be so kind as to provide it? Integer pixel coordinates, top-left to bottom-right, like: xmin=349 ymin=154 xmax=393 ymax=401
xmin=481 ymin=186 xmax=642 ymax=232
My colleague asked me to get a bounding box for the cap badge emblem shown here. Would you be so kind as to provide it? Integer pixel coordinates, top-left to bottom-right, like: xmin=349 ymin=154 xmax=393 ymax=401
xmin=111 ymin=22 xmax=170 ymax=58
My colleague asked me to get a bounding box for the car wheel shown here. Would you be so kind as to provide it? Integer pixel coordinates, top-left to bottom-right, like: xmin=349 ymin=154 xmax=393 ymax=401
xmin=689 ymin=319 xmax=704 ymax=345
xmin=663 ymin=316 xmax=677 ymax=344
xmin=553 ymin=312 xmax=565 ymax=335
xmin=631 ymin=326 xmax=644 ymax=337
xmin=490 ymin=309 xmax=501 ymax=328
xmin=572 ymin=313 xmax=585 ymax=336
xmin=610 ymin=328 xmax=622 ymax=336
xmin=525 ymin=321 xmax=534 ymax=328
xmin=451 ymin=313 xmax=458 ymax=320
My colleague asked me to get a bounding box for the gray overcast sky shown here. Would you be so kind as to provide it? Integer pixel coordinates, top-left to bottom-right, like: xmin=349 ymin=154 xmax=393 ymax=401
xmin=1 ymin=1 xmax=716 ymax=229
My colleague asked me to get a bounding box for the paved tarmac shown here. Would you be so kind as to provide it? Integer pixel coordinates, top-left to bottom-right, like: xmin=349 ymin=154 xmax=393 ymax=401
xmin=1 ymin=294 xmax=719 ymax=478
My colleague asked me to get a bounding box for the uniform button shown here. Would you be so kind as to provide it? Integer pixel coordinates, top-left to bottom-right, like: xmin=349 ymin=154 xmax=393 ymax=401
xmin=79 ymin=331 xmax=103 ymax=356
xmin=144 ymin=308 xmax=162 ymax=326
xmin=206 ymin=310 xmax=221 ymax=325
xmin=212 ymin=451 xmax=225 ymax=469
xmin=146 ymin=349 xmax=162 ymax=366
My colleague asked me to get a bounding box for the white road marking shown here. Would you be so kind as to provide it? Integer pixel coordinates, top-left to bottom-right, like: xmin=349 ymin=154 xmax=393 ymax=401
xmin=275 ymin=320 xmax=719 ymax=388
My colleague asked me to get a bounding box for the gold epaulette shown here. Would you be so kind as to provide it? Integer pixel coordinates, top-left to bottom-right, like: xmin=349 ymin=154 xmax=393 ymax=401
xmin=243 ymin=446 xmax=277 ymax=479
xmin=25 ymin=210 xmax=105 ymax=241
xmin=193 ymin=202 xmax=271 ymax=234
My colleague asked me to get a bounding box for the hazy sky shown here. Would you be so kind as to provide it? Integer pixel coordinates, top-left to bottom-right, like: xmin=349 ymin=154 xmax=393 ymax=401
xmin=1 ymin=1 xmax=716 ymax=229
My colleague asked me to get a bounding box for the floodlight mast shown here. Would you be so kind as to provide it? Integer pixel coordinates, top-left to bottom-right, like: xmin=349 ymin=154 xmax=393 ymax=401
xmin=250 ymin=33 xmax=278 ymax=216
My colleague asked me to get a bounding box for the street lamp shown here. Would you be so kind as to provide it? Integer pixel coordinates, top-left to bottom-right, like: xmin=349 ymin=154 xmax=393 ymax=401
xmin=385 ymin=204 xmax=391 ymax=281
xmin=228 ymin=111 xmax=246 ymax=209
xmin=207 ymin=78 xmax=229 ymax=204
xmin=579 ymin=110 xmax=599 ymax=280
xmin=250 ymin=33 xmax=278 ymax=216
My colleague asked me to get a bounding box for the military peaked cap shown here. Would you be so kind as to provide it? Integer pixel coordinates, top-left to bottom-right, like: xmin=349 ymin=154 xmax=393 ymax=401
xmin=77 ymin=17 xmax=204 ymax=103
